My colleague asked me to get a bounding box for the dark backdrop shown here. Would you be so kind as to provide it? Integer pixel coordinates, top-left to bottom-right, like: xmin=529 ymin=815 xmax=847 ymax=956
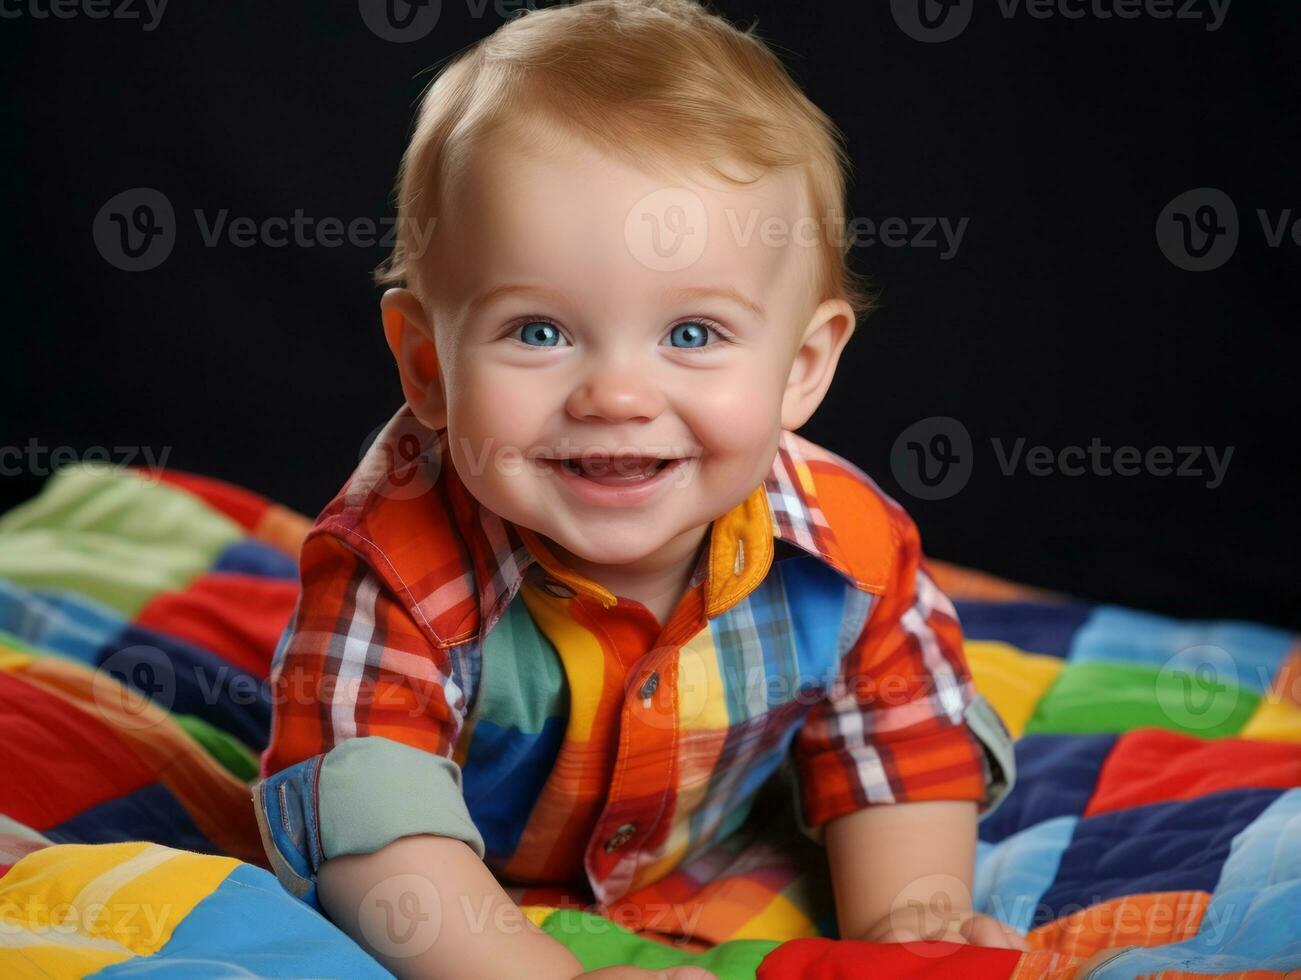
xmin=3 ymin=1 xmax=1298 ymax=627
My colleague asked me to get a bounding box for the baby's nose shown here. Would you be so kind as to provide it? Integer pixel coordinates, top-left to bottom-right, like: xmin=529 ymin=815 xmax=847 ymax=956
xmin=566 ymin=367 xmax=666 ymax=423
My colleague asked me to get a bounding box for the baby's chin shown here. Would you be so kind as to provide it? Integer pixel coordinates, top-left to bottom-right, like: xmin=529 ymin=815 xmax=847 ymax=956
xmin=535 ymin=519 xmax=694 ymax=568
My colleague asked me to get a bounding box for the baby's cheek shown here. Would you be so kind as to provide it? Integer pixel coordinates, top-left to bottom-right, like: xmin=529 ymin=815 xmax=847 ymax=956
xmin=686 ymin=385 xmax=781 ymax=458
xmin=452 ymin=375 xmax=535 ymax=446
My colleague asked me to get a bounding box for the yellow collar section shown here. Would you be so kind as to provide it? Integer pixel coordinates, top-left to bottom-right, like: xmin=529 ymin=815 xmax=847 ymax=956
xmin=704 ymin=482 xmax=774 ymax=618
xmin=512 ymin=481 xmax=776 ymax=618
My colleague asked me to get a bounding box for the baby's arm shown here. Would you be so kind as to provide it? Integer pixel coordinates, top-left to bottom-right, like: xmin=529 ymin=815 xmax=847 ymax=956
xmin=318 ymin=837 xmax=717 ymax=980
xmin=826 ymin=798 xmax=981 ymax=941
xmin=789 ymin=500 xmax=1024 ymax=949
xmin=317 ymin=833 xmax=585 ymax=980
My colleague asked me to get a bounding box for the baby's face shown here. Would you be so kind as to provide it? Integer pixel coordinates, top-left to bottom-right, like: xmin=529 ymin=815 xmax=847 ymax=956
xmin=402 ymin=122 xmax=850 ymax=568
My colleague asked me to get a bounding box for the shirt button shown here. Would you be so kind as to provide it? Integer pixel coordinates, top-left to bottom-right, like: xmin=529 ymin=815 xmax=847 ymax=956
xmin=604 ymin=822 xmax=637 ymax=853
xmin=638 ymin=671 xmax=659 ymax=699
xmin=540 ymin=577 xmax=576 ymax=598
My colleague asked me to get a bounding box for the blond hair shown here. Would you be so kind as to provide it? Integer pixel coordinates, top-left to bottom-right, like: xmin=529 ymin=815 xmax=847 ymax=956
xmin=374 ymin=0 xmax=875 ymax=324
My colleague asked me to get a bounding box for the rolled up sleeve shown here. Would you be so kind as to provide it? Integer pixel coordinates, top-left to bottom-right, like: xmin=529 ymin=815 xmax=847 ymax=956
xmin=789 ymin=507 xmax=1016 ymax=845
xmin=250 ymin=532 xmax=484 ymax=912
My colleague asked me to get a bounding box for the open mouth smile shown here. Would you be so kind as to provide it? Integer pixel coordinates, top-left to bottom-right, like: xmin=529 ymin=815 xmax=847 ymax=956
xmin=542 ymin=452 xmax=693 ymax=506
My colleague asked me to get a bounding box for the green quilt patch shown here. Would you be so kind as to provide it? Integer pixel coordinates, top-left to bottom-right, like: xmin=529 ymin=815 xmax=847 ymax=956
xmin=1024 ymin=659 xmax=1259 ymax=738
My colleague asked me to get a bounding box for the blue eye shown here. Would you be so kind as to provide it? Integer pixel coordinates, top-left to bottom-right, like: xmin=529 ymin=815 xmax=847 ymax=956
xmin=516 ymin=320 xmax=566 ymax=347
xmin=509 ymin=317 xmax=726 ymax=350
xmin=666 ymin=320 xmax=721 ymax=350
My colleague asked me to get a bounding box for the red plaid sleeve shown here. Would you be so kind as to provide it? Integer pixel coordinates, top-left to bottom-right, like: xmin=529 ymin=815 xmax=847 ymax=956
xmin=790 ymin=504 xmax=1012 ymax=839
xmin=261 ymin=530 xmax=468 ymax=770
xmin=251 ymin=529 xmax=484 ymax=907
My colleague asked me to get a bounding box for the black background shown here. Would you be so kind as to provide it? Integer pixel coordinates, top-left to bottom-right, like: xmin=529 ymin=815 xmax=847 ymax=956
xmin=2 ymin=1 xmax=1297 ymax=627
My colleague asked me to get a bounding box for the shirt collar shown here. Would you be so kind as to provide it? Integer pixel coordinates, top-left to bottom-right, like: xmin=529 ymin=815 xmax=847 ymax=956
xmin=427 ymin=418 xmax=885 ymax=643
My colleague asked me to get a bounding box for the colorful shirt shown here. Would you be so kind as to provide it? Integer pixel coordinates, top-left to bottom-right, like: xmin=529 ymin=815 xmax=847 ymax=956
xmin=251 ymin=405 xmax=1015 ymax=943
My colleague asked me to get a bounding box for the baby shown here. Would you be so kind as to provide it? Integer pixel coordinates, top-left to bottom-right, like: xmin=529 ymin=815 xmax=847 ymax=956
xmin=252 ymin=0 xmax=1027 ymax=976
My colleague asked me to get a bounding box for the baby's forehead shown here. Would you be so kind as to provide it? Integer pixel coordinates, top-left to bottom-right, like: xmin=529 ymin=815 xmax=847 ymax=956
xmin=438 ymin=125 xmax=818 ymax=315
xmin=458 ymin=119 xmax=810 ymax=232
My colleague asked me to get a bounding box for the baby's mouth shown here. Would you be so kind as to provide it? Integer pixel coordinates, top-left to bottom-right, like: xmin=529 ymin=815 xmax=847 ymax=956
xmin=549 ymin=455 xmax=679 ymax=486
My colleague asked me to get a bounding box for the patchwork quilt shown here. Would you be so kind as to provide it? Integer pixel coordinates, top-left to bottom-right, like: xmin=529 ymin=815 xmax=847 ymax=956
xmin=0 ymin=462 xmax=1297 ymax=978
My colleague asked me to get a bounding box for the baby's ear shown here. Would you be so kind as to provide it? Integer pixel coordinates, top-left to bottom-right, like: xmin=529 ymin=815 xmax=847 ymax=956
xmin=781 ymin=298 xmax=856 ymax=431
xmin=380 ymin=287 xmax=447 ymax=431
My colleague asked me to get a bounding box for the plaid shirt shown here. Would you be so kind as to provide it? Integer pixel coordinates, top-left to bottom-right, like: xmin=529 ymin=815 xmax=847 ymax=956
xmin=252 ymin=405 xmax=1014 ymax=912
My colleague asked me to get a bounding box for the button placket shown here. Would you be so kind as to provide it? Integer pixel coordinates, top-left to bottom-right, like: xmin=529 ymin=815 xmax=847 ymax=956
xmin=586 ymin=625 xmax=695 ymax=905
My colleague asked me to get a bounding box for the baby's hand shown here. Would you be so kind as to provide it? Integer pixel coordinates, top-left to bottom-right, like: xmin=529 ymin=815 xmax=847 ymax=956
xmin=956 ymin=912 xmax=1031 ymax=951
xmin=862 ymin=910 xmax=1030 ymax=951
xmin=573 ymin=966 xmax=718 ymax=980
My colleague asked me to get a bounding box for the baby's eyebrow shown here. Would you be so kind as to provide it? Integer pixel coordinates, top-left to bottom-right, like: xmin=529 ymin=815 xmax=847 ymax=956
xmin=467 ymin=282 xmax=569 ymax=317
xmin=664 ymin=285 xmax=766 ymax=320
xmin=467 ymin=282 xmax=765 ymax=320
